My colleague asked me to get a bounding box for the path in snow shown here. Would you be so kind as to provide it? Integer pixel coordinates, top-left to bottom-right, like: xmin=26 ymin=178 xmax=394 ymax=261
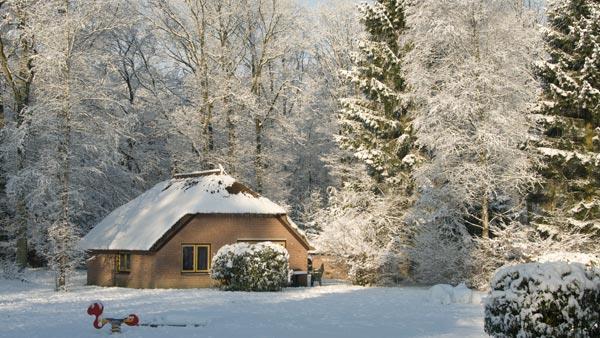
xmin=0 ymin=270 xmax=485 ymax=338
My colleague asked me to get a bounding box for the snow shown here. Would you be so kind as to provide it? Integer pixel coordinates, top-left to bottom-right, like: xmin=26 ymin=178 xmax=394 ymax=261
xmin=537 ymin=147 xmax=599 ymax=165
xmin=214 ymin=241 xmax=288 ymax=258
xmin=486 ymin=261 xmax=600 ymax=336
xmin=429 ymin=284 xmax=453 ymax=305
xmin=491 ymin=261 xmax=600 ymax=295
xmin=429 ymin=283 xmax=475 ymax=305
xmin=0 ymin=269 xmax=486 ymax=338
xmin=79 ymin=173 xmax=287 ymax=251
xmin=535 ymin=251 xmax=600 ymax=266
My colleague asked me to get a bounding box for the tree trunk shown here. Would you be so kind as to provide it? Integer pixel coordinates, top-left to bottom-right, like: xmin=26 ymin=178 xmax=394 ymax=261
xmin=56 ymin=253 xmax=67 ymax=291
xmin=0 ymin=94 xmax=4 ymax=129
xmin=15 ymin=196 xmax=28 ymax=267
xmin=254 ymin=118 xmax=263 ymax=193
xmin=56 ymin=0 xmax=72 ymax=291
xmin=481 ymin=193 xmax=489 ymax=239
xmin=226 ymin=104 xmax=235 ymax=172
xmin=14 ymin=144 xmax=28 ymax=268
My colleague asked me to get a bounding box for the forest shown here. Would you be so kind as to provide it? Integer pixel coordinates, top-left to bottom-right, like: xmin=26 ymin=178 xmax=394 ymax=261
xmin=0 ymin=0 xmax=599 ymax=293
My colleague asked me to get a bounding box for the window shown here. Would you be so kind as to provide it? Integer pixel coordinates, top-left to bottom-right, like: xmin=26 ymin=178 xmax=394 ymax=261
xmin=117 ymin=253 xmax=131 ymax=272
xmin=237 ymin=239 xmax=286 ymax=248
xmin=181 ymin=244 xmax=211 ymax=272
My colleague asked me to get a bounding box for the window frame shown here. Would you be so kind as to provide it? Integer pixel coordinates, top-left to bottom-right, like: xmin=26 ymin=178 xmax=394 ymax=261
xmin=116 ymin=252 xmax=131 ymax=273
xmin=181 ymin=244 xmax=211 ymax=273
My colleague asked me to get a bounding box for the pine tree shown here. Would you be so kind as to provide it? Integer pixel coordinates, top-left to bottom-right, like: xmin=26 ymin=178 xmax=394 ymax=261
xmin=533 ymin=0 xmax=600 ymax=238
xmin=336 ymin=0 xmax=414 ymax=181
xmin=319 ymin=0 xmax=414 ymax=285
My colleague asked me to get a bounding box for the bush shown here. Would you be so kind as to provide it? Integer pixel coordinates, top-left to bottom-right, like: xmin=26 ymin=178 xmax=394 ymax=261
xmin=0 ymin=259 xmax=23 ymax=281
xmin=485 ymin=261 xmax=600 ymax=337
xmin=211 ymin=242 xmax=290 ymax=291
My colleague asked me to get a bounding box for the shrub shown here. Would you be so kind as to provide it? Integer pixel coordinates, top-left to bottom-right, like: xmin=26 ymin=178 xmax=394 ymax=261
xmin=0 ymin=259 xmax=23 ymax=281
xmin=211 ymin=242 xmax=290 ymax=291
xmin=484 ymin=261 xmax=600 ymax=337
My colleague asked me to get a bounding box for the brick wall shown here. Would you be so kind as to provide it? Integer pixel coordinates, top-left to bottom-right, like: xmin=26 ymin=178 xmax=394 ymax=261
xmin=310 ymin=254 xmax=350 ymax=281
xmin=87 ymin=254 xmax=116 ymax=286
xmin=87 ymin=214 xmax=309 ymax=288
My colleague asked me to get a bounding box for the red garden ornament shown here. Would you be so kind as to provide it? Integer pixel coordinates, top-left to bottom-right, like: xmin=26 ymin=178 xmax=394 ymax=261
xmin=87 ymin=302 xmax=139 ymax=334
xmin=87 ymin=301 xmax=207 ymax=333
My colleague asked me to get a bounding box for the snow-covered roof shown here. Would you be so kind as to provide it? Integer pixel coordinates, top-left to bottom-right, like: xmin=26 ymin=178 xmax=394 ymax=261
xmin=79 ymin=172 xmax=290 ymax=251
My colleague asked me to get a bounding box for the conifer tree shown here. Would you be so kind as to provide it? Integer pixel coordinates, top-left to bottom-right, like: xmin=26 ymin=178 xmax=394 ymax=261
xmin=319 ymin=0 xmax=414 ymax=285
xmin=534 ymin=0 xmax=600 ymax=237
xmin=336 ymin=0 xmax=414 ymax=181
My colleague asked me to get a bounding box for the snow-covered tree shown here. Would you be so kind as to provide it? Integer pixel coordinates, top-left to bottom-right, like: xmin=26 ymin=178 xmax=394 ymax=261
xmin=405 ymin=0 xmax=541 ymax=284
xmin=336 ymin=0 xmax=414 ymax=181
xmin=316 ymin=170 xmax=411 ymax=285
xmin=146 ymin=0 xmax=317 ymax=202
xmin=317 ymin=0 xmax=415 ymax=285
xmin=532 ymin=0 xmax=600 ymax=238
xmin=285 ymin=0 xmax=363 ymax=221
xmin=297 ymin=189 xmax=324 ymax=237
xmin=1 ymin=0 xmax=139 ymax=290
xmin=0 ymin=0 xmax=37 ymax=268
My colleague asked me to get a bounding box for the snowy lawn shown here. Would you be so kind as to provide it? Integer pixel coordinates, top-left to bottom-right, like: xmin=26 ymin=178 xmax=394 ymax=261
xmin=0 ymin=270 xmax=485 ymax=338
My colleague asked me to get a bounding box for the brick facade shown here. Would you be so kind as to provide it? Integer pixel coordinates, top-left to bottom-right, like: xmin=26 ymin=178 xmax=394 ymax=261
xmin=87 ymin=214 xmax=309 ymax=288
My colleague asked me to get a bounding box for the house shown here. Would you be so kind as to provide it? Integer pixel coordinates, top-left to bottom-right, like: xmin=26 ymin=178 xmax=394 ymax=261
xmin=79 ymin=168 xmax=311 ymax=288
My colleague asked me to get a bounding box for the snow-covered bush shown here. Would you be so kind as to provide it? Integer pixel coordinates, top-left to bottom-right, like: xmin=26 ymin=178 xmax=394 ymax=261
xmin=410 ymin=222 xmax=472 ymax=285
xmin=211 ymin=242 xmax=290 ymax=292
xmin=316 ymin=183 xmax=411 ymax=286
xmin=485 ymin=261 xmax=600 ymax=337
xmin=469 ymin=223 xmax=599 ymax=290
xmin=0 ymin=259 xmax=23 ymax=281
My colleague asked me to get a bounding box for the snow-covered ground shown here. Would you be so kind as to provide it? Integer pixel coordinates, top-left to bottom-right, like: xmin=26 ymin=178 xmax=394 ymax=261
xmin=0 ymin=270 xmax=485 ymax=338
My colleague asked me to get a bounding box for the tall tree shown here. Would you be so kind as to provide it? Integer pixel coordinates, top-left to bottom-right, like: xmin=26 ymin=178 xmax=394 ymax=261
xmin=10 ymin=0 xmax=136 ymax=290
xmin=318 ymin=0 xmax=414 ymax=285
xmin=336 ymin=0 xmax=413 ymax=181
xmin=0 ymin=0 xmax=36 ymax=267
xmin=533 ymin=0 xmax=600 ymax=239
xmin=404 ymin=0 xmax=540 ymax=284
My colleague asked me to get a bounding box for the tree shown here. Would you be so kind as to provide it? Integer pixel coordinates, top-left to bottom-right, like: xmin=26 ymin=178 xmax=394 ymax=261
xmin=532 ymin=0 xmax=600 ymax=239
xmin=5 ymin=0 xmax=138 ymax=290
xmin=285 ymin=0 xmax=361 ymax=220
xmin=404 ymin=0 xmax=540 ymax=284
xmin=0 ymin=0 xmax=37 ymax=267
xmin=316 ymin=170 xmax=411 ymax=285
xmin=336 ymin=0 xmax=413 ymax=181
xmin=147 ymin=0 xmax=308 ymax=201
xmin=318 ymin=0 xmax=414 ymax=285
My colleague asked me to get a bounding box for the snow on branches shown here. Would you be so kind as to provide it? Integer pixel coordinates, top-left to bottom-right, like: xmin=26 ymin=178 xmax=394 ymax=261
xmin=404 ymin=0 xmax=541 ymax=284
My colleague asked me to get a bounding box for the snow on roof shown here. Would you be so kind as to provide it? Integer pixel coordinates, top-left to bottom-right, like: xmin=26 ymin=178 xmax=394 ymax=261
xmin=79 ymin=173 xmax=287 ymax=251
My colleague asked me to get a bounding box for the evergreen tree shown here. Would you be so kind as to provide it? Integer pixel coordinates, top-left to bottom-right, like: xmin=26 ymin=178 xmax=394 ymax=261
xmin=533 ymin=0 xmax=600 ymax=238
xmin=336 ymin=0 xmax=414 ymax=181
xmin=319 ymin=0 xmax=414 ymax=285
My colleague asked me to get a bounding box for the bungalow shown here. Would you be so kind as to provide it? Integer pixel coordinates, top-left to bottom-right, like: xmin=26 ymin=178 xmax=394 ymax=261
xmin=79 ymin=168 xmax=311 ymax=288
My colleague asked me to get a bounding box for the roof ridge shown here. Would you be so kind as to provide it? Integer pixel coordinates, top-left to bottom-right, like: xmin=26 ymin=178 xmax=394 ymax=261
xmin=173 ymin=165 xmax=226 ymax=179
